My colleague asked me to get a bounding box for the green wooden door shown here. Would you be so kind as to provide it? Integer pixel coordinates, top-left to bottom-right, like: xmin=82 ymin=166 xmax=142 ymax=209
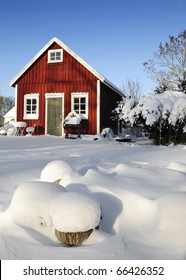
xmin=47 ymin=97 xmax=63 ymax=136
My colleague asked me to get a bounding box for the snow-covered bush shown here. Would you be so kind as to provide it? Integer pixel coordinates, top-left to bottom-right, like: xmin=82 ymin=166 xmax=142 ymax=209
xmin=113 ymin=91 xmax=186 ymax=145
xmin=112 ymin=97 xmax=137 ymax=132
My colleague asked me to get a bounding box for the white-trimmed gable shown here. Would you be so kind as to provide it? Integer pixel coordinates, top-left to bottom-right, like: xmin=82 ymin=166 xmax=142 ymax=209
xmin=10 ymin=37 xmax=123 ymax=96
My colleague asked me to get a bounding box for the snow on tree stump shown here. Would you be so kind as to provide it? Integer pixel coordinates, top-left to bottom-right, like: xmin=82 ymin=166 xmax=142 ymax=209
xmin=52 ymin=192 xmax=101 ymax=245
xmin=55 ymin=229 xmax=93 ymax=245
xmin=40 ymin=160 xmax=79 ymax=184
xmin=8 ymin=166 xmax=101 ymax=246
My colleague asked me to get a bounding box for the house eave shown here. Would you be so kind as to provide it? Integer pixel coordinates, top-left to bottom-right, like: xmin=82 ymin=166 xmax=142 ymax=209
xmin=102 ymin=79 xmax=124 ymax=97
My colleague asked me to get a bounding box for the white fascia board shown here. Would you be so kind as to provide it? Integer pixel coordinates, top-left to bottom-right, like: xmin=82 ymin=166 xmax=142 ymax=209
xmin=10 ymin=38 xmax=55 ymax=87
xmin=96 ymin=80 xmax=101 ymax=134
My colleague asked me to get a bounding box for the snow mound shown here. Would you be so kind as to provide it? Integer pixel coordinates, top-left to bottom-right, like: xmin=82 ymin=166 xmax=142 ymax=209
xmin=8 ymin=181 xmax=67 ymax=233
xmin=1 ymin=136 xmax=186 ymax=259
xmin=113 ymin=163 xmax=129 ymax=174
xmin=167 ymin=162 xmax=186 ymax=173
xmin=120 ymin=191 xmax=157 ymax=228
xmin=40 ymin=160 xmax=78 ymax=183
xmin=6 ymin=181 xmax=101 ymax=242
xmin=156 ymin=192 xmax=186 ymax=247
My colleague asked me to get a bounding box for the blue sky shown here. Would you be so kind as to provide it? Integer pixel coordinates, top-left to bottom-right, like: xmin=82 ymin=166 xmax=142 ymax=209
xmin=0 ymin=0 xmax=186 ymax=96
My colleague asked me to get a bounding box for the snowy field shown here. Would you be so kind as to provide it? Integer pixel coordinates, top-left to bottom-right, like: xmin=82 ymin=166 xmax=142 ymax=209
xmin=0 ymin=135 xmax=186 ymax=260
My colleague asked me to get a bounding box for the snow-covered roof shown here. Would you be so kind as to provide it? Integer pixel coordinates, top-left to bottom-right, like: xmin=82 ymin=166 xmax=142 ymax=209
xmin=10 ymin=37 xmax=123 ymax=96
xmin=3 ymin=106 xmax=15 ymax=119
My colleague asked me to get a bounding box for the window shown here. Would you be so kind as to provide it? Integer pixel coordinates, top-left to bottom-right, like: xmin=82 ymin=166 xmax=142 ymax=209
xmin=71 ymin=92 xmax=88 ymax=118
xmin=48 ymin=49 xmax=63 ymax=63
xmin=24 ymin=94 xmax=39 ymax=119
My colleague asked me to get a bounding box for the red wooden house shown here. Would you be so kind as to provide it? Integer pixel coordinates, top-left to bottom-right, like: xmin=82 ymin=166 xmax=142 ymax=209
xmin=10 ymin=37 xmax=123 ymax=136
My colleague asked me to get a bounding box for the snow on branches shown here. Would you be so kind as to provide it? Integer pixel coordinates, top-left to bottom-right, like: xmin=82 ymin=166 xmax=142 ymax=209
xmin=115 ymin=91 xmax=186 ymax=127
xmin=113 ymin=91 xmax=186 ymax=144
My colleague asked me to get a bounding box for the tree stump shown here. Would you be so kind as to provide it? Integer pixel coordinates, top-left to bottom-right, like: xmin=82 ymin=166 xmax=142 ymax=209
xmin=55 ymin=229 xmax=93 ymax=245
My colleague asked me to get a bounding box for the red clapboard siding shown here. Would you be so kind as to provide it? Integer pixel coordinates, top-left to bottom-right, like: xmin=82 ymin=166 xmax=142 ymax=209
xmin=16 ymin=42 xmax=98 ymax=134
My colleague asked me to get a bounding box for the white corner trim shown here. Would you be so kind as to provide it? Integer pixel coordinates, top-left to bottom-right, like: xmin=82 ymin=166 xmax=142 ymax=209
xmin=97 ymin=80 xmax=101 ymax=134
xmin=15 ymin=84 xmax=18 ymax=122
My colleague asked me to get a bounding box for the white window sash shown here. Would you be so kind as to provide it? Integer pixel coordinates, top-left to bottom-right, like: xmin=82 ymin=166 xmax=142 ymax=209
xmin=48 ymin=49 xmax=63 ymax=63
xmin=71 ymin=92 xmax=89 ymax=118
xmin=23 ymin=94 xmax=39 ymax=120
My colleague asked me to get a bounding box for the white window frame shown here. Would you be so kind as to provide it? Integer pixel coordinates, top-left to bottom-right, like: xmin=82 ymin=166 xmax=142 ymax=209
xmin=48 ymin=49 xmax=63 ymax=63
xmin=23 ymin=93 xmax=39 ymax=120
xmin=71 ymin=92 xmax=89 ymax=119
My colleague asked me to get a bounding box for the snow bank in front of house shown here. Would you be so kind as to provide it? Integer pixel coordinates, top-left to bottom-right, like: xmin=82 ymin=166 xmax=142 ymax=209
xmin=1 ymin=136 xmax=186 ymax=259
xmin=120 ymin=191 xmax=186 ymax=244
xmin=167 ymin=161 xmax=186 ymax=173
xmin=156 ymin=192 xmax=186 ymax=248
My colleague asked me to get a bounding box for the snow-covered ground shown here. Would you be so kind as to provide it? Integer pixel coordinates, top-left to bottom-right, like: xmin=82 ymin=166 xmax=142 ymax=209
xmin=0 ymin=135 xmax=186 ymax=260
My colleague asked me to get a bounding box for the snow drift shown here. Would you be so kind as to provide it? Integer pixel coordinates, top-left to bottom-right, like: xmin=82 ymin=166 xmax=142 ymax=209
xmin=0 ymin=136 xmax=186 ymax=259
xmin=4 ymin=179 xmax=101 ymax=245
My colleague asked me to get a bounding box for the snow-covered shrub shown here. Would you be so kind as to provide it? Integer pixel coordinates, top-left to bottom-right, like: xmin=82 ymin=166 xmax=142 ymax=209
xmin=112 ymin=97 xmax=137 ymax=133
xmin=113 ymin=91 xmax=186 ymax=145
xmin=112 ymin=97 xmax=137 ymax=123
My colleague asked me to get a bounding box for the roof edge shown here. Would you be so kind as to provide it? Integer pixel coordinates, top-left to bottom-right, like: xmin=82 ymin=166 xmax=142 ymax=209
xmin=10 ymin=37 xmax=105 ymax=87
xmin=9 ymin=37 xmax=123 ymax=96
xmin=10 ymin=38 xmax=56 ymax=87
xmin=103 ymin=78 xmax=124 ymax=97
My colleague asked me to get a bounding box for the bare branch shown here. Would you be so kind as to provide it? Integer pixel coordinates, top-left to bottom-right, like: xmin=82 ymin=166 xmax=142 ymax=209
xmin=122 ymin=79 xmax=144 ymax=99
xmin=143 ymin=30 xmax=186 ymax=92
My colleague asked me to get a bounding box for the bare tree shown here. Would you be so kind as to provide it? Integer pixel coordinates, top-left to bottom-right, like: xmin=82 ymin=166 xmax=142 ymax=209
xmin=143 ymin=30 xmax=186 ymax=92
xmin=122 ymin=79 xmax=144 ymax=99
